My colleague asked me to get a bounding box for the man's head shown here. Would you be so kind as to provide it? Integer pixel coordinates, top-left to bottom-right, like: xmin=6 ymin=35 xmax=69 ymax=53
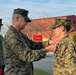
xmin=0 ymin=19 xmax=3 ymax=31
xmin=12 ymin=8 xmax=31 ymax=30
xmin=0 ymin=19 xmax=3 ymax=26
xmin=51 ymin=18 xmax=71 ymax=32
xmin=13 ymin=8 xmax=31 ymax=22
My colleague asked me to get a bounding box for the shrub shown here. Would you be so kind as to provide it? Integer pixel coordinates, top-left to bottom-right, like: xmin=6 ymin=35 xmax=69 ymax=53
xmin=72 ymin=32 xmax=76 ymax=43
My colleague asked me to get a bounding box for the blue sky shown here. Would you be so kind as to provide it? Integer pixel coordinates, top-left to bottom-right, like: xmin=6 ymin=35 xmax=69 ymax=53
xmin=0 ymin=0 xmax=76 ymax=35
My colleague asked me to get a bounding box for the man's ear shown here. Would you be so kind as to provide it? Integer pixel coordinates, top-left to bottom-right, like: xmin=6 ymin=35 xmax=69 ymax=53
xmin=16 ymin=16 xmax=20 ymax=22
xmin=61 ymin=26 xmax=65 ymax=31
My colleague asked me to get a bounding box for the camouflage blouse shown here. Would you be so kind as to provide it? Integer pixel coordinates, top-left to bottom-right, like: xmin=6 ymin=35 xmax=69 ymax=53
xmin=0 ymin=35 xmax=4 ymax=68
xmin=54 ymin=36 xmax=76 ymax=75
xmin=3 ymin=26 xmax=46 ymax=75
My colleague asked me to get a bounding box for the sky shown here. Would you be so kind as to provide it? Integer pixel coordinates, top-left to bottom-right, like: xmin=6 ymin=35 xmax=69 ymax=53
xmin=0 ymin=0 xmax=76 ymax=35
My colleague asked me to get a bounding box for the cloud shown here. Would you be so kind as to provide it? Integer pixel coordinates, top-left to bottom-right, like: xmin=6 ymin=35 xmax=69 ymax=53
xmin=0 ymin=0 xmax=76 ymax=20
xmin=0 ymin=0 xmax=76 ymax=36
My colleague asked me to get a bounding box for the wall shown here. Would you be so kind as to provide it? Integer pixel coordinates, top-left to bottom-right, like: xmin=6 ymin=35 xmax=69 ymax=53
xmin=23 ymin=15 xmax=76 ymax=41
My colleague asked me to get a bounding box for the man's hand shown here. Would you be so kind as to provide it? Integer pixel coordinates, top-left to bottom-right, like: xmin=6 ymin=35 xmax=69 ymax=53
xmin=42 ymin=38 xmax=49 ymax=47
xmin=44 ymin=40 xmax=57 ymax=52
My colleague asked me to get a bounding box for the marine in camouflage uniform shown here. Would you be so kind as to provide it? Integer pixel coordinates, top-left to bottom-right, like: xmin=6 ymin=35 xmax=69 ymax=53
xmin=0 ymin=34 xmax=4 ymax=67
xmin=51 ymin=19 xmax=76 ymax=75
xmin=3 ymin=8 xmax=46 ymax=75
xmin=0 ymin=19 xmax=5 ymax=75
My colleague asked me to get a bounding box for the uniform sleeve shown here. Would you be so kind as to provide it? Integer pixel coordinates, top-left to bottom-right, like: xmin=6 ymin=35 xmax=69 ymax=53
xmin=7 ymin=36 xmax=46 ymax=62
xmin=0 ymin=35 xmax=4 ymax=42
xmin=68 ymin=42 xmax=76 ymax=61
xmin=30 ymin=41 xmax=44 ymax=49
xmin=60 ymin=41 xmax=76 ymax=57
xmin=21 ymin=33 xmax=44 ymax=49
xmin=58 ymin=41 xmax=76 ymax=63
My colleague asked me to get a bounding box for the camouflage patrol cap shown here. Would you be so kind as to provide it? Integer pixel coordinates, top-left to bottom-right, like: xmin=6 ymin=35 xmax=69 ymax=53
xmin=13 ymin=8 xmax=31 ymax=22
xmin=51 ymin=19 xmax=71 ymax=30
xmin=0 ymin=19 xmax=3 ymax=26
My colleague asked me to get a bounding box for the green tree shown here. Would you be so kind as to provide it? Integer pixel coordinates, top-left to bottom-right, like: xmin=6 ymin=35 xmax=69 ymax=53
xmin=72 ymin=32 xmax=76 ymax=43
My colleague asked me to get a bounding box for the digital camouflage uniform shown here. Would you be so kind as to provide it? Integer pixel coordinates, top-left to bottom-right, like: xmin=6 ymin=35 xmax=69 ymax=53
xmin=0 ymin=35 xmax=4 ymax=68
xmin=54 ymin=36 xmax=76 ymax=75
xmin=51 ymin=19 xmax=76 ymax=75
xmin=0 ymin=19 xmax=5 ymax=75
xmin=3 ymin=26 xmax=46 ymax=75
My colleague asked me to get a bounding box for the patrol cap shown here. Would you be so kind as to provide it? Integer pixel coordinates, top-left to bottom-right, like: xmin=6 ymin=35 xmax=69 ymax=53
xmin=51 ymin=18 xmax=71 ymax=31
xmin=0 ymin=19 xmax=3 ymax=26
xmin=13 ymin=8 xmax=31 ymax=22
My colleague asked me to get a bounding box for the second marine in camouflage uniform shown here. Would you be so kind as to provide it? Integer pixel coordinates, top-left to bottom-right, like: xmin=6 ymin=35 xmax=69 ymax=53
xmin=51 ymin=19 xmax=76 ymax=75
xmin=54 ymin=36 xmax=76 ymax=75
